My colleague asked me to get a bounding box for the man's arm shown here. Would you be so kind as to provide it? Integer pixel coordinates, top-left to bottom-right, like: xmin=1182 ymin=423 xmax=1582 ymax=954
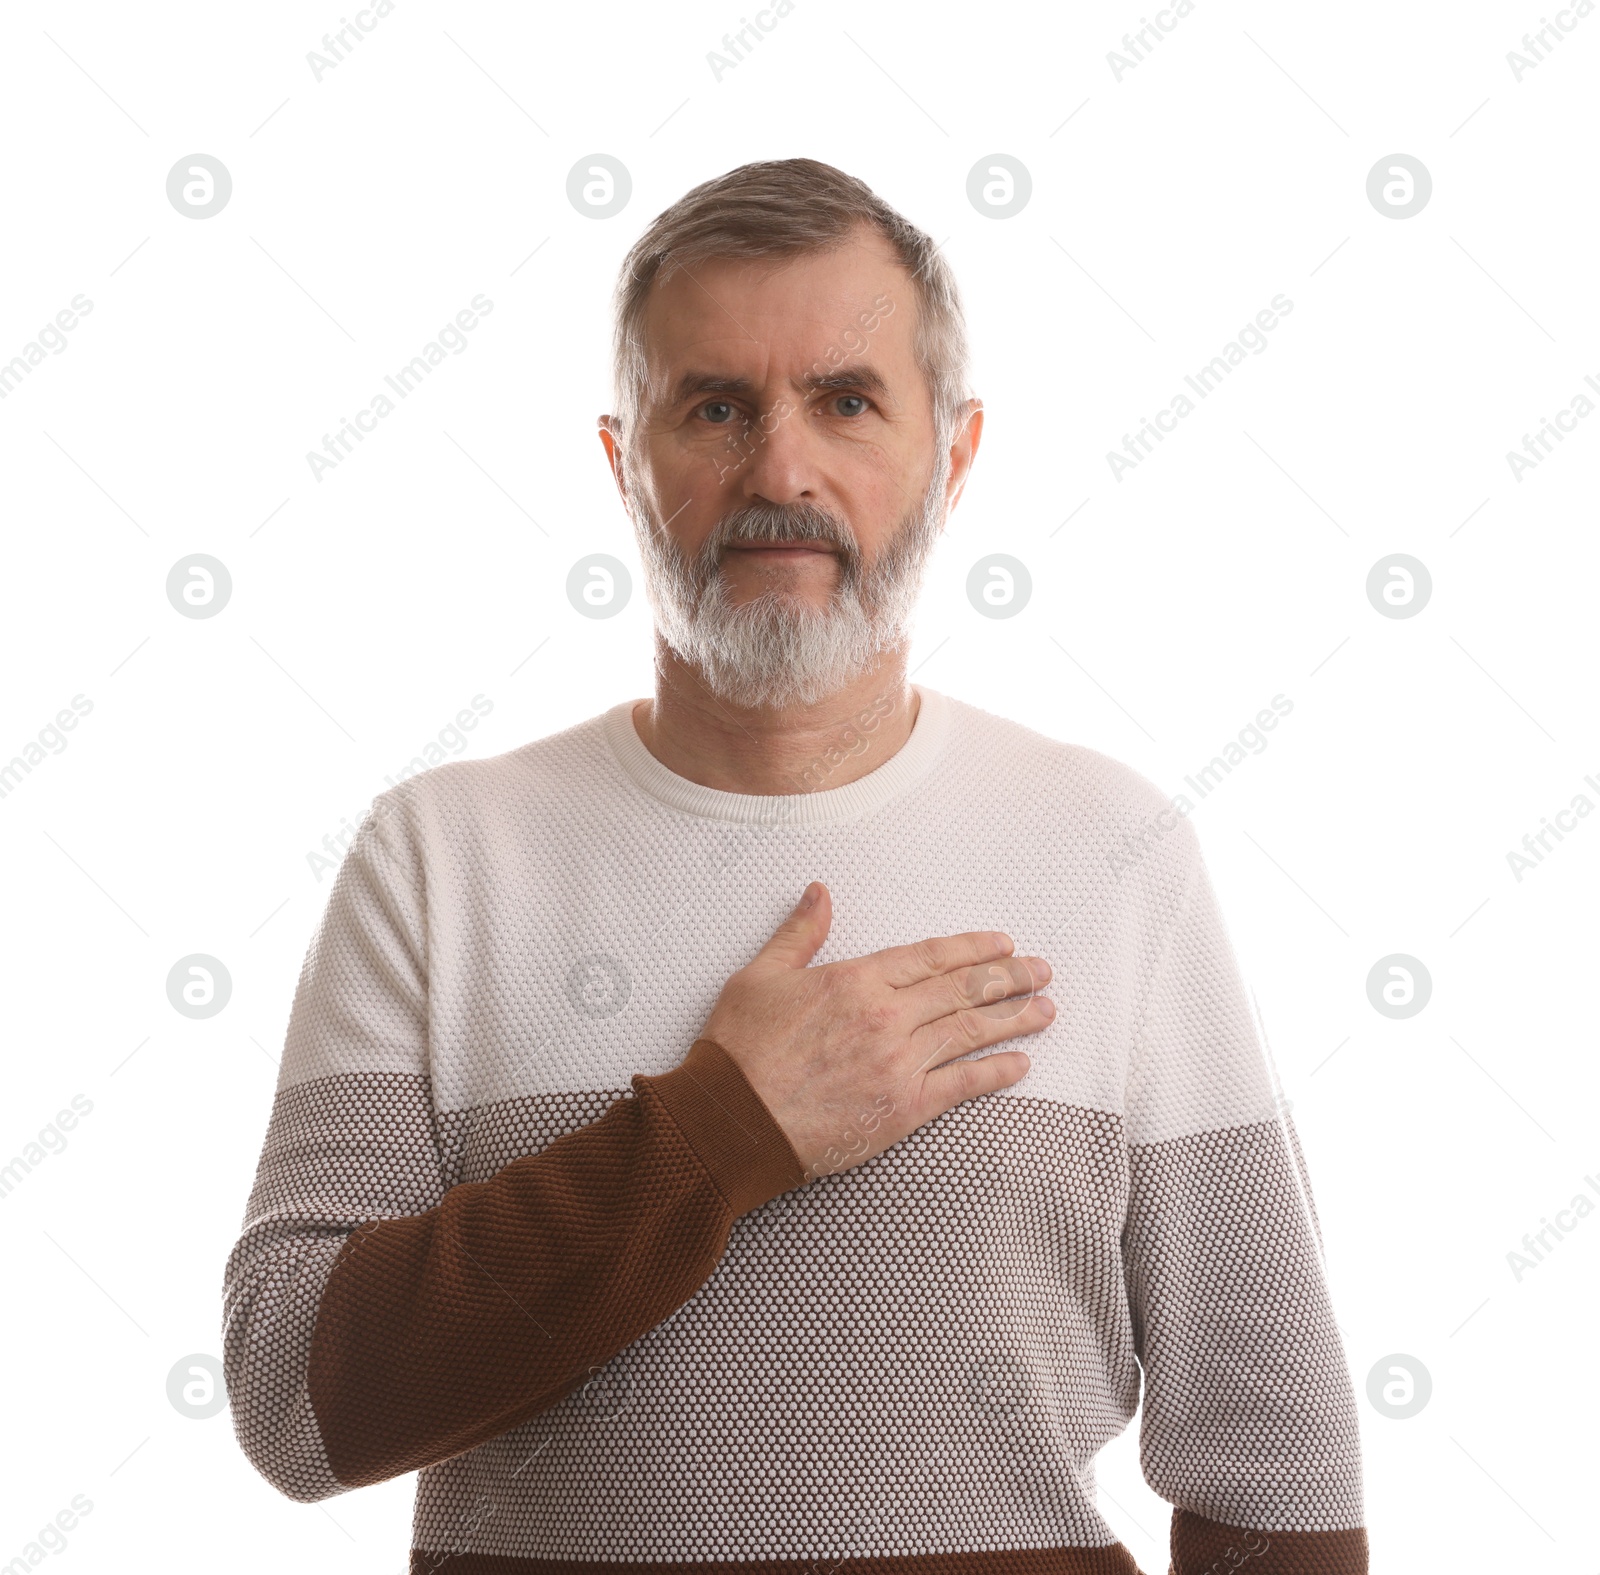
xmin=221 ymin=803 xmax=806 ymax=1502
xmin=1121 ymin=815 xmax=1368 ymax=1574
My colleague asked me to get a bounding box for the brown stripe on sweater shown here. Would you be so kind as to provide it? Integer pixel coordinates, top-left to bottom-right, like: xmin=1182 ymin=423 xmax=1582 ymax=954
xmin=1171 ymin=1508 xmax=1368 ymax=1574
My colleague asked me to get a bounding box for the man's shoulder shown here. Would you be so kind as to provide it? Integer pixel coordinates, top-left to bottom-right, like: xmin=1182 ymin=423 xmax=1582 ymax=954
xmin=362 ymin=701 xmax=625 ymax=844
xmin=936 ymin=689 xmax=1198 ymax=864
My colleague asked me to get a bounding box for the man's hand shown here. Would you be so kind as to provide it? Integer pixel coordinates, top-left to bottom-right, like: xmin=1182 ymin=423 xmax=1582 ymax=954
xmin=702 ymin=881 xmax=1053 ymax=1182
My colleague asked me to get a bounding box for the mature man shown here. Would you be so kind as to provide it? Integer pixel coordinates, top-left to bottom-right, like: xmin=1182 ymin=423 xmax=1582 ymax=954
xmin=223 ymin=158 xmax=1368 ymax=1574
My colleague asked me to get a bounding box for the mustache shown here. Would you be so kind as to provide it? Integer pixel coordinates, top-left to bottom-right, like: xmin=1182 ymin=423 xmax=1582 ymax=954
xmin=705 ymin=503 xmax=860 ymax=561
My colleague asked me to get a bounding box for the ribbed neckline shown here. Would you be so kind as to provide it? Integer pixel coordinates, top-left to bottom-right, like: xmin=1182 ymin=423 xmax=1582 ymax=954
xmin=602 ymin=686 xmax=950 ymax=826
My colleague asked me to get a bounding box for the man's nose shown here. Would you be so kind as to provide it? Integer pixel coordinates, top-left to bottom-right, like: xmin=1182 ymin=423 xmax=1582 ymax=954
xmin=731 ymin=400 xmax=822 ymax=505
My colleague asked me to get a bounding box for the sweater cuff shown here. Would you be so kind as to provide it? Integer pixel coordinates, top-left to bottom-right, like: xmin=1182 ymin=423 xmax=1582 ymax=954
xmin=638 ymin=1038 xmax=808 ymax=1217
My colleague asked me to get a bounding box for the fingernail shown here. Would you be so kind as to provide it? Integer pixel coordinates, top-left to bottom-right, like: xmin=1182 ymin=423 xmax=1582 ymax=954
xmin=1038 ymin=996 xmax=1056 ymax=1019
xmin=798 ymin=884 xmax=817 ymax=911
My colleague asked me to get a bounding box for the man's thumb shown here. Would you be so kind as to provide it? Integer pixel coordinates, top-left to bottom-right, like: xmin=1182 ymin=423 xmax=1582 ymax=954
xmin=753 ymin=882 xmax=832 ymax=969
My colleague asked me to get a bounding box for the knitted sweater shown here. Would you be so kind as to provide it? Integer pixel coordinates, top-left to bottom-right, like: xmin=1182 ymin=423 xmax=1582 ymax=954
xmin=222 ymin=685 xmax=1368 ymax=1575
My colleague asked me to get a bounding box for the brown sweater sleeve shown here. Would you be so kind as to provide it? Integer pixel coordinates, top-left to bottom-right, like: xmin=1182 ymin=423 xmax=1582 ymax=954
xmin=305 ymin=1036 xmax=806 ymax=1489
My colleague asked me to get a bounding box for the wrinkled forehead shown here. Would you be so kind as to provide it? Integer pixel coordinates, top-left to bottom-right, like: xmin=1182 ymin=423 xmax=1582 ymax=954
xmin=637 ymin=231 xmax=918 ymax=404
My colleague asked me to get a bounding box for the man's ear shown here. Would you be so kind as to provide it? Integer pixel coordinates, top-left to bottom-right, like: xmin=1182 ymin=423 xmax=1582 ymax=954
xmin=945 ymin=397 xmax=984 ymax=516
xmin=598 ymin=415 xmax=628 ymax=505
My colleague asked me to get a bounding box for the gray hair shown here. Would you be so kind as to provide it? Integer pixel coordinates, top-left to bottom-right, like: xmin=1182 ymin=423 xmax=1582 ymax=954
xmin=609 ymin=158 xmax=971 ymax=460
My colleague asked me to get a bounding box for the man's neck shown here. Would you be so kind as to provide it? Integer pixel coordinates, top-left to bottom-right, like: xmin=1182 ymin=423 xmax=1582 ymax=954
xmin=630 ymin=641 xmax=921 ymax=795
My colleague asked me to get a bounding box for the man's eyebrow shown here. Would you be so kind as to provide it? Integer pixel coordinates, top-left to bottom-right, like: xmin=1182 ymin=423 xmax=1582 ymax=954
xmin=666 ymin=371 xmax=758 ymax=404
xmin=664 ymin=362 xmax=893 ymax=407
xmin=798 ymin=363 xmax=891 ymax=400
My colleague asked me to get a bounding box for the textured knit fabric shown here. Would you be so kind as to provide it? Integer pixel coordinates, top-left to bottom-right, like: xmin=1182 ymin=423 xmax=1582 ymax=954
xmin=221 ymin=686 xmax=1367 ymax=1574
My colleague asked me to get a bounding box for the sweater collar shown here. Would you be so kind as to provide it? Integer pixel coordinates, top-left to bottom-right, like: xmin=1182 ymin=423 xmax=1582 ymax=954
xmin=602 ymin=685 xmax=950 ymax=826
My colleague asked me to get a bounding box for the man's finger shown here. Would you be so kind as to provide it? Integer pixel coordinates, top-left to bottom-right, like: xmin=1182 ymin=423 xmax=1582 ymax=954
xmin=909 ymin=993 xmax=1056 ymax=1071
xmin=749 ymin=882 xmax=834 ymax=970
xmin=899 ymin=955 xmax=1050 ymax=1027
xmin=873 ymin=930 xmax=1014 ymax=988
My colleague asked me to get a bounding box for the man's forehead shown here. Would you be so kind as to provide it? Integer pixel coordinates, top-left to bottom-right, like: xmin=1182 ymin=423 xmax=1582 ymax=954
xmin=644 ymin=234 xmax=907 ymax=343
xmin=645 ymin=294 xmax=910 ymax=404
xmin=652 ymin=333 xmax=771 ymax=381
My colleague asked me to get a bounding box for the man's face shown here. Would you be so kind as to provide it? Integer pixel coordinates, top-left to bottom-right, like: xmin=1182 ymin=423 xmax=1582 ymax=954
xmin=600 ymin=223 xmax=980 ymax=708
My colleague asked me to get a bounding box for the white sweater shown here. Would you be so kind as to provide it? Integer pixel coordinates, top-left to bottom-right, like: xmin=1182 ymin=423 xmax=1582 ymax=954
xmin=222 ymin=685 xmax=1367 ymax=1574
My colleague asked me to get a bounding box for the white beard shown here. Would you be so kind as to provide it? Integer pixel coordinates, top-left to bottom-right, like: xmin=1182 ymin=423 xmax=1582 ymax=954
xmin=628 ymin=450 xmax=950 ymax=710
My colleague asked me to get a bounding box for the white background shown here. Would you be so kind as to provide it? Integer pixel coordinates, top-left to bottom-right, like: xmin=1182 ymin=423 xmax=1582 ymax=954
xmin=1 ymin=0 xmax=1596 ymax=1570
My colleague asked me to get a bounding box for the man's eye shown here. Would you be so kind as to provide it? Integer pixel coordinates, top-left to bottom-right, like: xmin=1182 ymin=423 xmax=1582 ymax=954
xmin=833 ymin=394 xmax=869 ymax=417
xmin=699 ymin=401 xmax=740 ymax=424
